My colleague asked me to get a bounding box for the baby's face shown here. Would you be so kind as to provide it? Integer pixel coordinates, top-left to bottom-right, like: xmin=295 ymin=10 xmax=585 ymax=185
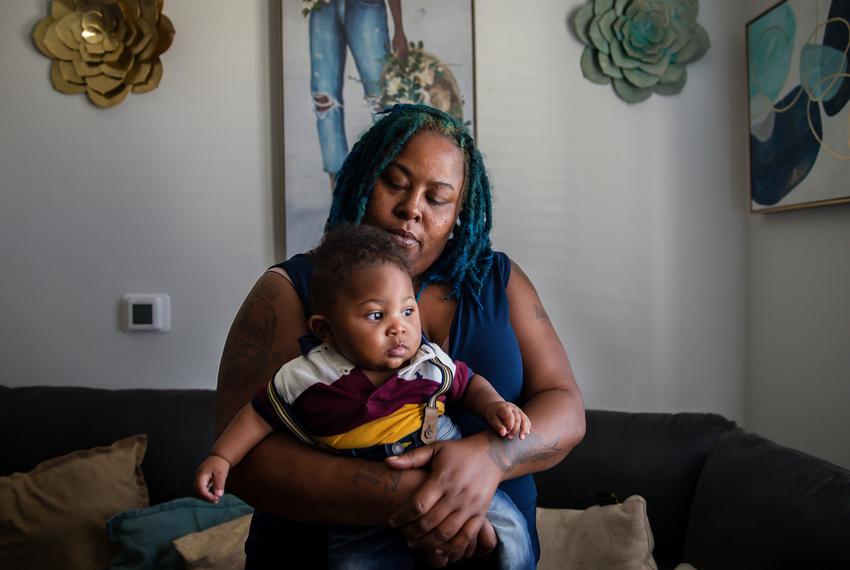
xmin=326 ymin=262 xmax=422 ymax=374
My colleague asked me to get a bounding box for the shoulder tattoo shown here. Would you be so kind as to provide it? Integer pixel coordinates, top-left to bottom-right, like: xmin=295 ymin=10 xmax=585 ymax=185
xmin=218 ymin=282 xmax=283 ymax=391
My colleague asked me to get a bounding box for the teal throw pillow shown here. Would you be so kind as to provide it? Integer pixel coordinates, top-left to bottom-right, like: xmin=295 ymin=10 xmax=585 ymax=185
xmin=106 ymin=494 xmax=253 ymax=570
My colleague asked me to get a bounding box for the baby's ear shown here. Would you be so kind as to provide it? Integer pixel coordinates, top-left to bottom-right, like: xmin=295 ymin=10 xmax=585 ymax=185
xmin=308 ymin=314 xmax=332 ymax=343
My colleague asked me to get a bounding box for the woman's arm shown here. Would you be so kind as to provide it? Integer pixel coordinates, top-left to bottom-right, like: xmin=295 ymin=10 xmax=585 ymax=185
xmin=215 ymin=271 xmax=429 ymax=525
xmin=385 ymin=259 xmax=585 ymax=564
xmin=386 ymin=0 xmax=409 ymax=60
xmin=488 ymin=259 xmax=585 ymax=475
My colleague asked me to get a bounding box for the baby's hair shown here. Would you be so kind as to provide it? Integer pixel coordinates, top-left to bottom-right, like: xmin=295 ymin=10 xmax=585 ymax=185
xmin=326 ymin=104 xmax=494 ymax=309
xmin=309 ymin=224 xmax=412 ymax=315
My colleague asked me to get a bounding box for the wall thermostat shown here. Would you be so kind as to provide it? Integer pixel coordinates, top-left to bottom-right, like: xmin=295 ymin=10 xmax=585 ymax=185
xmin=122 ymin=294 xmax=170 ymax=332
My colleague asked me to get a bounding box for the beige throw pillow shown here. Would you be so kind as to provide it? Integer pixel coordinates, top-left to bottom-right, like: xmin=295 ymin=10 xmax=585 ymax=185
xmin=537 ymin=495 xmax=657 ymax=570
xmin=173 ymin=513 xmax=252 ymax=569
xmin=0 ymin=434 xmax=150 ymax=570
xmin=174 ymin=498 xmax=658 ymax=569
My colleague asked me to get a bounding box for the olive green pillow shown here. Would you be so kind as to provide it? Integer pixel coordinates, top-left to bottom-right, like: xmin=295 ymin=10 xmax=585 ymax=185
xmin=537 ymin=495 xmax=658 ymax=570
xmin=0 ymin=434 xmax=150 ymax=570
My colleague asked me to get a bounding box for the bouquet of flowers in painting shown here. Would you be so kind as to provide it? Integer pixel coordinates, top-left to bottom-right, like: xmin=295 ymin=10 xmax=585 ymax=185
xmin=301 ymin=0 xmax=325 ymax=17
xmin=379 ymin=41 xmax=464 ymax=123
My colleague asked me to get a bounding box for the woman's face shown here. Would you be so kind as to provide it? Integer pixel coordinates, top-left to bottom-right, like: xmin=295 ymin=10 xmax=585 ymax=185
xmin=363 ymin=130 xmax=466 ymax=279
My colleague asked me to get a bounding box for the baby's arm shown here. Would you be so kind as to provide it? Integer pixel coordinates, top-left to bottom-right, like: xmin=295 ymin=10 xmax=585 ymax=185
xmin=195 ymin=404 xmax=273 ymax=503
xmin=462 ymin=374 xmax=531 ymax=440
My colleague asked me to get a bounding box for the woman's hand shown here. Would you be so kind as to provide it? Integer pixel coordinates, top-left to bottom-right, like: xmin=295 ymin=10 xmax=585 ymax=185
xmin=387 ymin=0 xmax=409 ymax=61
xmin=385 ymin=432 xmax=502 ymax=566
xmin=392 ymin=29 xmax=409 ymax=61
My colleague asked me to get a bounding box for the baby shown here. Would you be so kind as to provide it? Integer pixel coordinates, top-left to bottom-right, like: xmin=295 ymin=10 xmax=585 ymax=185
xmin=196 ymin=224 xmax=534 ymax=570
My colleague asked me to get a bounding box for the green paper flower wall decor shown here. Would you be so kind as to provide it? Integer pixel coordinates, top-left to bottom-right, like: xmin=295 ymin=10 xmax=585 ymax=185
xmin=574 ymin=0 xmax=710 ymax=103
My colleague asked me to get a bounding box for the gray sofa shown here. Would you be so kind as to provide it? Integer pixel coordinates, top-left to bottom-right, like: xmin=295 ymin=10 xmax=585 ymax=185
xmin=2 ymin=385 xmax=849 ymax=569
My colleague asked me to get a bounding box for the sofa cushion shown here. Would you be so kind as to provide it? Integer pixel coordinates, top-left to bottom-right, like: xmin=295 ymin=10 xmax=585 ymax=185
xmin=0 ymin=434 xmax=149 ymax=570
xmin=173 ymin=513 xmax=253 ymax=569
xmin=0 ymin=385 xmax=216 ymax=504
xmin=534 ymin=410 xmax=736 ymax=569
xmin=537 ymin=495 xmax=657 ymax=570
xmin=683 ymin=429 xmax=850 ymax=569
xmin=106 ymin=494 xmax=253 ymax=570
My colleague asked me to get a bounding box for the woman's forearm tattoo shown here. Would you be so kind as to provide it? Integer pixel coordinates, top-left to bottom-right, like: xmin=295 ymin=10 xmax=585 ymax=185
xmin=486 ymin=432 xmax=561 ymax=474
xmin=351 ymin=462 xmax=402 ymax=499
xmin=218 ymin=283 xmax=281 ymax=391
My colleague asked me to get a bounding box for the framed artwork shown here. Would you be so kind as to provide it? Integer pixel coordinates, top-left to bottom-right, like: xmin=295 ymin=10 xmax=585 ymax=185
xmin=747 ymin=0 xmax=850 ymax=213
xmin=282 ymin=0 xmax=477 ymax=255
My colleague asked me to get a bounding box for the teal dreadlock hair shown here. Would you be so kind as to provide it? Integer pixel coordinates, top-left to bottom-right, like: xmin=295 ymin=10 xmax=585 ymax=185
xmin=325 ymin=104 xmax=494 ymax=308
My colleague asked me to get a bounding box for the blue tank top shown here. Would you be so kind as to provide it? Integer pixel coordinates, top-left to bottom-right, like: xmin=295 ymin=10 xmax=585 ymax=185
xmin=276 ymin=251 xmax=540 ymax=558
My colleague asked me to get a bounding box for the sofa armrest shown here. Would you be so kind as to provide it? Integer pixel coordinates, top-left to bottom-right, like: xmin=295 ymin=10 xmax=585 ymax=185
xmin=534 ymin=409 xmax=736 ymax=569
xmin=683 ymin=429 xmax=850 ymax=569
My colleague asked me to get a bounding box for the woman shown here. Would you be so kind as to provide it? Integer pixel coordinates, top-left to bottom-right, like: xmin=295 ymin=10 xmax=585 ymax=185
xmin=215 ymin=105 xmax=585 ymax=568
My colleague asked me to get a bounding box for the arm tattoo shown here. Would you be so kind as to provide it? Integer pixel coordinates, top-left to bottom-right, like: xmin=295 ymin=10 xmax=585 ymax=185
xmin=351 ymin=464 xmax=381 ymax=487
xmin=385 ymin=471 xmax=402 ymax=499
xmin=351 ymin=462 xmax=402 ymax=499
xmin=534 ymin=304 xmax=551 ymax=323
xmin=218 ymin=283 xmax=282 ymax=392
xmin=486 ymin=432 xmax=561 ymax=474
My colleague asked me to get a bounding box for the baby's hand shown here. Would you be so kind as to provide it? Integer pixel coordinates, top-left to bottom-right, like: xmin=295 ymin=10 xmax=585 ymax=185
xmin=484 ymin=401 xmax=531 ymax=440
xmin=194 ymin=454 xmax=230 ymax=504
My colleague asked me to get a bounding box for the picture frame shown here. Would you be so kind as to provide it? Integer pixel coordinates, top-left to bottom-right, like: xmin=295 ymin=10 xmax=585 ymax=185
xmin=746 ymin=0 xmax=850 ymax=213
xmin=282 ymin=0 xmax=477 ymax=255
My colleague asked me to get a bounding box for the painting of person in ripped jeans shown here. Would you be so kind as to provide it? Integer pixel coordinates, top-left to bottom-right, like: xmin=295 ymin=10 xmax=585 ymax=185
xmin=306 ymin=0 xmax=408 ymax=186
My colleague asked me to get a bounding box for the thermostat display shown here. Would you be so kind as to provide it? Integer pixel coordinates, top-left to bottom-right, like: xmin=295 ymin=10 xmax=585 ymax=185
xmin=122 ymin=294 xmax=170 ymax=332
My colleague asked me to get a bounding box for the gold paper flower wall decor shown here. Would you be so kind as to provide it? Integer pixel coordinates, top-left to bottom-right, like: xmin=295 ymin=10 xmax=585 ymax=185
xmin=32 ymin=0 xmax=174 ymax=108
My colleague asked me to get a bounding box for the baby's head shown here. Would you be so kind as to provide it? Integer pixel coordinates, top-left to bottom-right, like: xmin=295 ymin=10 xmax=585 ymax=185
xmin=308 ymin=224 xmax=422 ymax=376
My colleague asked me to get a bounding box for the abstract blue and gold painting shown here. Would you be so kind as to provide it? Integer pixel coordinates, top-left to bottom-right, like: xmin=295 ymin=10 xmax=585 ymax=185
xmin=747 ymin=0 xmax=850 ymax=212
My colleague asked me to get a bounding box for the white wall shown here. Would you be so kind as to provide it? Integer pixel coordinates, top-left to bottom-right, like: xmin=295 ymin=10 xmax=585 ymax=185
xmin=1 ymin=3 xmax=748 ymax=427
xmin=744 ymin=0 xmax=850 ymax=469
xmin=0 ymin=1 xmax=278 ymax=389
xmin=478 ymin=1 xmax=747 ymax=421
